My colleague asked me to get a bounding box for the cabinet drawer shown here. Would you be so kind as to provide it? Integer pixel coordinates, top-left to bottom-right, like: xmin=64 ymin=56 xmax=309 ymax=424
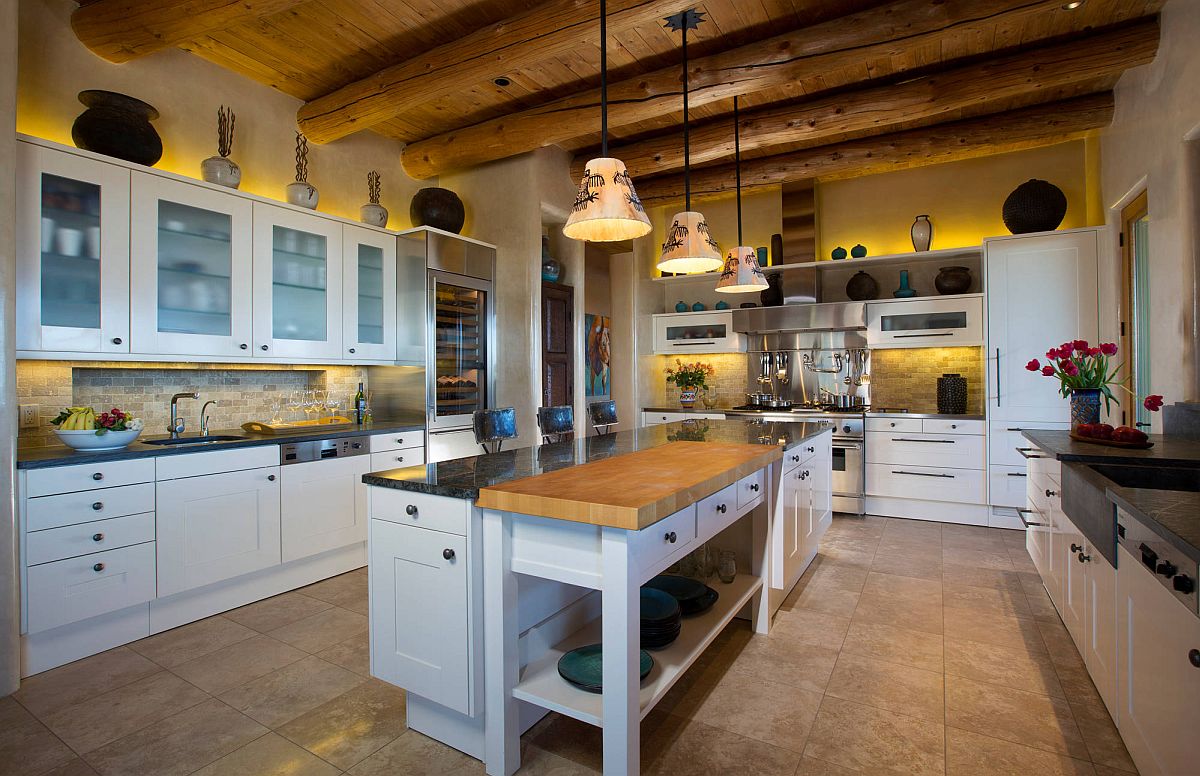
xmin=697 ymin=484 xmax=739 ymax=541
xmin=989 ymin=465 xmax=1030 ymax=509
xmin=25 ymin=459 xmax=155 ymax=498
xmin=369 ymin=432 xmax=425 ymax=453
xmin=27 ymin=512 xmax=155 ymax=566
xmin=866 ymin=417 xmax=922 ymax=434
xmin=370 ymin=486 xmax=469 ymax=536
xmin=370 ymin=450 xmax=426 ymax=471
xmin=643 ymin=411 xmax=687 ymax=426
xmin=866 ymin=432 xmax=985 ymax=470
xmin=1028 ymin=450 xmax=1062 ymax=485
xmin=990 ymin=422 xmax=1070 ymax=467
xmin=155 ymin=445 xmax=279 ymax=480
xmin=25 ymin=483 xmax=156 ymax=532
xmin=25 ymin=542 xmax=156 ymax=634
xmin=633 ymin=505 xmax=696 ymax=575
xmin=737 ymin=469 xmax=766 ymax=510
xmin=922 ymin=419 xmax=983 ymax=435
xmin=866 ymin=463 xmax=986 ymax=504
xmin=782 ymin=442 xmax=818 ymax=474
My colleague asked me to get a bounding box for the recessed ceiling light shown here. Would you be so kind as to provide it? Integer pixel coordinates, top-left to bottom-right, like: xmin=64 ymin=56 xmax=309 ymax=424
xmin=1062 ymin=1 xmax=1084 ymax=9
xmin=493 ymin=76 xmax=511 ymax=87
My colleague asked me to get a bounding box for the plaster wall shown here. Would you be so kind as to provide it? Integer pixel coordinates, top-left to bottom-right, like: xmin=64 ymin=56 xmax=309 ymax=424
xmin=1 ymin=0 xmax=20 ymax=696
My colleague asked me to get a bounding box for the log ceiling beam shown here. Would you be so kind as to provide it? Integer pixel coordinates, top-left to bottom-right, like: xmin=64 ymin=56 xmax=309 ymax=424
xmin=401 ymin=0 xmax=1082 ymax=179
xmin=633 ymin=92 xmax=1116 ymax=205
xmin=71 ymin=0 xmax=306 ymax=63
xmin=296 ymin=0 xmax=695 ymax=145
xmin=580 ymin=18 xmax=1158 ymax=181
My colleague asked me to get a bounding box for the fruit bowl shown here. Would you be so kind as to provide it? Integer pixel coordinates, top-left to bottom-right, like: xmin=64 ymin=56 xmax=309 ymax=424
xmin=54 ymin=428 xmax=142 ymax=451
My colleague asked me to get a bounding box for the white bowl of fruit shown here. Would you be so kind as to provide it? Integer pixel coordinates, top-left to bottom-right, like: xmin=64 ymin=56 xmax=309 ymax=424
xmin=52 ymin=406 xmax=144 ymax=451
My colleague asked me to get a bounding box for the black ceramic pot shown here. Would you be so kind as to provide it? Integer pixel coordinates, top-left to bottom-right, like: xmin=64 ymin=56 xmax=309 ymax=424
xmin=1002 ymin=179 xmax=1067 ymax=234
xmin=410 ymin=187 xmax=465 ymax=233
xmin=935 ymin=266 xmax=972 ymax=295
xmin=845 ymin=271 xmax=879 ymax=301
xmin=71 ymin=90 xmax=162 ymax=166
xmin=937 ymin=373 xmax=968 ymax=415
xmin=760 ymin=273 xmax=783 ymax=307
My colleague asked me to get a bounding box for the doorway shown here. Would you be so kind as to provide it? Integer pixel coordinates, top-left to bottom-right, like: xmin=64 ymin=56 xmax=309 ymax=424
xmin=1120 ymin=190 xmax=1151 ymax=429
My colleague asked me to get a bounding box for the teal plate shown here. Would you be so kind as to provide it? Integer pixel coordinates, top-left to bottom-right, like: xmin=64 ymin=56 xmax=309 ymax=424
xmin=646 ymin=575 xmax=719 ymax=615
xmin=641 ymin=587 xmax=681 ymax=624
xmin=557 ymin=644 xmax=654 ymax=693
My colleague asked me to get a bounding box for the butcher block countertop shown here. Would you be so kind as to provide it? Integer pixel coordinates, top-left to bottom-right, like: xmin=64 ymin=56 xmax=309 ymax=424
xmin=475 ymin=440 xmax=781 ymax=530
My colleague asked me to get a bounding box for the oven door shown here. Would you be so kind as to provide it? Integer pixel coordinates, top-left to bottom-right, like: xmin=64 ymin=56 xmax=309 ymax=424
xmin=831 ymin=439 xmax=865 ymax=514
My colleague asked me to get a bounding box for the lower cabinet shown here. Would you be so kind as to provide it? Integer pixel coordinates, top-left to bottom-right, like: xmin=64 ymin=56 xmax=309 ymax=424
xmin=156 ymin=466 xmax=281 ymax=597
xmin=774 ymin=433 xmax=832 ymax=592
xmin=280 ymin=456 xmax=370 ymax=563
xmin=25 ymin=542 xmax=157 ymax=634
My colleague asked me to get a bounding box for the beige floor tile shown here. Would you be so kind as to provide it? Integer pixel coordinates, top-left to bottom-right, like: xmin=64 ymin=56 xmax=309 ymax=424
xmin=851 ymin=594 xmax=944 ymax=634
xmin=870 ymin=551 xmax=944 ymax=582
xmin=224 ymin=592 xmax=334 ymax=633
xmin=191 ymin=733 xmax=340 ymax=776
xmin=1067 ymin=696 xmax=1138 ymax=773
xmin=268 ymin=607 xmax=369 ymax=654
xmin=946 ymin=727 xmax=1096 ymax=775
xmin=218 ymin=655 xmax=366 ymax=728
xmin=794 ymin=755 xmax=862 ymax=775
xmin=37 ymin=758 xmax=100 ymax=776
xmin=346 ymin=729 xmax=477 ymax=776
xmin=813 ymin=545 xmax=875 ymax=567
xmin=803 ymin=696 xmax=945 ymax=776
xmin=944 ymin=638 xmax=1064 ymax=698
xmin=676 ymin=666 xmax=823 ymax=752
xmin=942 ymin=606 xmax=1046 ymax=652
xmin=300 ymin=572 xmax=370 ymax=613
xmin=1037 ymin=619 xmax=1088 ymax=670
xmin=169 ymin=634 xmax=307 ymax=695
xmin=41 ymin=671 xmax=209 ymax=754
xmin=824 ymin=653 xmax=945 ymax=722
xmin=82 ymin=699 xmax=266 ymax=776
xmin=1051 ymin=662 xmax=1105 ymax=708
xmin=1092 ymin=766 xmax=1139 ymax=776
xmin=642 ymin=714 xmax=801 ymax=776
xmin=1023 ymin=587 xmax=1063 ymax=622
xmin=862 ymin=571 xmax=943 ymax=602
xmin=316 ymin=632 xmax=372 ymax=676
xmin=517 ymin=742 xmax=599 ymax=775
xmin=278 ymin=679 xmax=407 ymax=770
xmin=945 ymin=675 xmax=1089 ymax=759
xmin=12 ymin=647 xmax=160 ymax=719
xmin=767 ymin=607 xmax=851 ymax=651
xmin=943 ymin=583 xmax=1033 ymax=619
xmin=942 ymin=547 xmax=1016 ymax=571
xmin=942 ymin=563 xmax=1028 ymax=593
xmin=728 ymin=636 xmax=840 ymax=693
xmin=790 ymin=579 xmax=862 ymax=616
xmin=806 ymin=558 xmax=871 ymax=591
xmin=840 ymin=620 xmax=944 ymax=672
xmin=129 ymin=617 xmax=257 ymax=668
xmin=881 ymin=520 xmax=942 ymax=540
xmin=0 ymin=696 xmax=77 ymax=776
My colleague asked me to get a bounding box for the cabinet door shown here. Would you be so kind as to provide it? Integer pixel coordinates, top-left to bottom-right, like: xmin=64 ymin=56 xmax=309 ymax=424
xmin=369 ymin=519 xmax=470 ymax=714
xmin=130 ymin=173 xmax=253 ymax=356
xmin=652 ymin=311 xmax=741 ymax=354
xmin=342 ymin=225 xmax=397 ymax=362
xmin=252 ymin=203 xmax=343 ymax=359
xmin=1061 ymin=520 xmax=1087 ymax=649
xmin=809 ymin=440 xmax=833 ymax=534
xmin=1083 ymin=553 xmax=1117 ymax=719
xmin=16 ymin=142 xmax=130 ymax=353
xmin=986 ymin=231 xmax=1099 ymax=422
xmin=280 ymin=456 xmax=370 ymax=563
xmin=156 ymin=467 xmax=281 ymax=597
xmin=772 ymin=467 xmax=800 ymax=590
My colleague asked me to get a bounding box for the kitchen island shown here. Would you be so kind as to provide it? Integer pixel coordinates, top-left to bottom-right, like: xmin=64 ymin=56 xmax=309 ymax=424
xmin=363 ymin=418 xmax=833 ymax=776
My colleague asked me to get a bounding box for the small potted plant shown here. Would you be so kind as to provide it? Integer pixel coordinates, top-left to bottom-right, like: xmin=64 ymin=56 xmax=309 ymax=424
xmin=664 ymin=360 xmax=714 ymax=409
xmin=360 ymin=170 xmax=387 ymax=227
xmin=286 ymin=132 xmax=318 ymax=209
xmin=200 ymin=105 xmax=240 ymax=188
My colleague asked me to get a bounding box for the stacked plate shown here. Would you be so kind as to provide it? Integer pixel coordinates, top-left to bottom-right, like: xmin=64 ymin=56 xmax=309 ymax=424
xmin=644 ymin=574 xmax=720 ymax=616
xmin=641 ymin=587 xmax=682 ymax=648
xmin=557 ymin=644 xmax=654 ymax=694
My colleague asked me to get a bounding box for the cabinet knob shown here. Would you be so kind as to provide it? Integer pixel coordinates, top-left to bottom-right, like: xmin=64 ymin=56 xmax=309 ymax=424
xmin=111 ymin=337 xmax=122 ymax=345
xmin=396 ymin=438 xmax=404 ymax=444
xmin=93 ymin=563 xmax=105 ymax=572
xmin=239 ymin=343 xmax=248 ymax=350
xmin=395 ymin=456 xmax=404 ymax=462
xmin=807 ymin=446 xmax=815 ymax=453
xmin=348 ymin=348 xmax=356 ymax=354
xmin=406 ymin=504 xmax=418 ymax=516
xmin=890 ymin=422 xmax=896 ymax=427
xmin=951 ymin=424 xmax=957 ymax=429
xmin=267 ymin=474 xmax=276 ymax=481
xmin=92 ymin=533 xmax=104 ymax=542
xmin=260 ymin=344 xmax=269 ymax=351
xmin=1045 ymin=489 xmax=1057 ymax=498
xmin=1077 ymin=553 xmax=1091 ymax=563
xmin=1156 ymin=560 xmax=1179 ymax=578
xmin=1071 ymin=543 xmax=1083 ymax=553
xmin=750 ymin=483 xmax=759 ymax=492
xmin=92 ymin=501 xmax=103 ymax=511
xmin=442 ymin=548 xmax=455 ymax=560
xmin=791 ymin=455 xmax=799 ymax=462
xmin=92 ymin=472 xmax=104 ymax=481
xmin=351 ymin=442 xmax=362 ymax=449
xmin=665 ymin=531 xmax=677 ymax=544
xmin=1174 ymin=574 xmax=1195 ymax=594
xmin=716 ymin=504 xmax=727 ymax=514
xmin=1190 ymin=649 xmax=1200 ymax=668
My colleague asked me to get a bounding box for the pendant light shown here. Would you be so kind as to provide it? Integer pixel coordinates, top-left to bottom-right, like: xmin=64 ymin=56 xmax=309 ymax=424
xmin=563 ymin=0 xmax=652 ymax=242
xmin=716 ymin=97 xmax=767 ymax=293
xmin=656 ymin=9 xmax=722 ymax=275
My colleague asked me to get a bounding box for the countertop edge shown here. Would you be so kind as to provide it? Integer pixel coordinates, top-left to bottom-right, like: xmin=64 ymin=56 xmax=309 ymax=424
xmin=1105 ymin=486 xmax=1200 ymax=566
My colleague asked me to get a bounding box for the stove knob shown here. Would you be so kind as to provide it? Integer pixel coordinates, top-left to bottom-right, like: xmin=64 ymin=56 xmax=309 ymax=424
xmin=842 ymin=425 xmax=852 ymax=434
xmin=1174 ymin=574 xmax=1195 ymax=594
xmin=1157 ymin=560 xmax=1179 ymax=578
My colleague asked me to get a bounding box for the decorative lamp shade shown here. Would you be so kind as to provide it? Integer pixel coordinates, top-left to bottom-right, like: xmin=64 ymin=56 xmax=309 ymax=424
xmin=564 ymin=157 xmax=652 ymax=242
xmin=715 ymin=246 xmax=768 ymax=293
xmin=656 ymin=211 xmax=722 ymax=273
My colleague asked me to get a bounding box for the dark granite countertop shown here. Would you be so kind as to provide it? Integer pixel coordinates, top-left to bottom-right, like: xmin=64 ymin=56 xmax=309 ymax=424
xmin=1021 ymin=430 xmax=1200 ymax=467
xmin=364 ymin=417 xmax=834 ymax=499
xmin=1107 ymin=481 xmax=1200 ymax=566
xmin=641 ymin=406 xmax=733 ymax=414
xmin=16 ymin=414 xmax=426 ymax=469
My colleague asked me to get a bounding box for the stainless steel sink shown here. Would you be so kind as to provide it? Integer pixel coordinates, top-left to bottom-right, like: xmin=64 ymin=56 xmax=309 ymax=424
xmin=1089 ymin=463 xmax=1200 ymax=493
xmin=142 ymin=435 xmax=247 ymax=446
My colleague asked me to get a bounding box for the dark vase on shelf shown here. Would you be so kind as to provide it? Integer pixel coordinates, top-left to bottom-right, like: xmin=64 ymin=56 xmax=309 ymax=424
xmin=935 ymin=266 xmax=972 ymax=295
xmin=1002 ymin=179 xmax=1067 ymax=234
xmin=770 ymin=233 xmax=783 ymax=266
xmin=851 ymin=244 xmax=867 ymax=258
xmin=846 ymin=271 xmax=879 ymax=301
xmin=760 ymin=273 xmax=783 ymax=307
xmin=410 ymin=187 xmax=465 ymax=233
xmin=831 ymin=246 xmax=848 ymax=260
xmin=937 ymin=373 xmax=968 ymax=414
xmin=71 ymin=90 xmax=162 ymax=166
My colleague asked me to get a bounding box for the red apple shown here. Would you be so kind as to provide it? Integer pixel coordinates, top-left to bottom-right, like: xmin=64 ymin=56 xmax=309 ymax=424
xmin=1112 ymin=426 xmax=1148 ymax=444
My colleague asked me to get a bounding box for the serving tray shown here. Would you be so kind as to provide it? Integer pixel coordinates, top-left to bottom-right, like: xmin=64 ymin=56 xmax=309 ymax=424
xmin=1068 ymin=432 xmax=1154 ymax=450
xmin=242 ymin=416 xmax=356 ymax=435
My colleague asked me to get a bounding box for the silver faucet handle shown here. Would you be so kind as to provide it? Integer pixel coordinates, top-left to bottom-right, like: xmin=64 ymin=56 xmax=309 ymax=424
xmin=199 ymin=400 xmax=218 ymax=436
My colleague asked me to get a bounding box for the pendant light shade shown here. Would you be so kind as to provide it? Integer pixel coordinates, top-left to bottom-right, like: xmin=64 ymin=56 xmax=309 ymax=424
xmin=564 ymin=157 xmax=652 ymax=242
xmin=716 ymin=96 xmax=766 ymax=293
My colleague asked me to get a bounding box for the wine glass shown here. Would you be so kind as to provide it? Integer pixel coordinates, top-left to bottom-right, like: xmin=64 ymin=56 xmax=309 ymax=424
xmin=312 ymin=388 xmax=327 ymax=420
xmin=324 ymin=394 xmax=342 ymax=421
xmin=302 ymin=389 xmax=319 ymax=421
xmin=269 ymin=398 xmax=284 ymax=424
xmin=286 ymin=390 xmax=304 ymax=422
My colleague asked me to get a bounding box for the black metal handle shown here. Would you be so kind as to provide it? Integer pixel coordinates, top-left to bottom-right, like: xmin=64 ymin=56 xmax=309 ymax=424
xmin=1078 ymin=553 xmax=1091 ymax=563
xmin=396 ymin=438 xmax=404 ymax=444
xmin=750 ymin=483 xmax=759 ymax=492
xmin=806 ymin=446 xmax=815 ymax=453
xmin=111 ymin=337 xmax=122 ymax=345
xmin=93 ymin=563 xmax=105 ymax=572
xmin=1016 ymin=447 xmax=1045 ymax=459
xmin=1016 ymin=508 xmax=1043 ymax=528
xmin=891 ymin=438 xmax=955 ymax=444
xmin=1007 ymin=472 xmax=1027 ymax=477
xmin=92 ymin=501 xmax=103 ymax=511
xmin=92 ymin=533 xmax=104 ymax=542
xmin=790 ymin=454 xmax=800 ymax=462
xmin=395 ymin=456 xmax=404 ymax=462
xmin=893 ymin=332 xmax=955 ymax=338
xmin=267 ymin=474 xmax=276 ymax=481
xmin=1046 ymin=489 xmax=1057 ymax=498
xmin=716 ymin=504 xmax=726 ymax=514
xmin=1135 ymin=421 xmax=1152 ymax=428
xmin=92 ymin=472 xmax=104 ymax=481
xmin=995 ymin=347 xmax=1001 ymax=405
xmin=406 ymin=504 xmax=418 ymax=516
xmin=351 ymin=442 xmax=362 ymax=449
xmin=665 ymin=531 xmax=677 ymax=543
xmin=950 ymin=424 xmax=957 ymax=429
xmin=1006 ymin=427 xmax=1027 ymax=432
xmin=889 ymin=422 xmax=896 ymax=427
xmin=1189 ymin=649 xmax=1200 ymax=668
xmin=260 ymin=344 xmax=269 ymax=351
xmin=891 ymin=470 xmax=955 ymax=479
xmin=1071 ymin=543 xmax=1083 ymax=553
xmin=443 ymin=548 xmax=455 ymax=560
xmin=240 ymin=343 xmax=248 ymax=350
xmin=672 ymin=341 xmax=715 ymax=346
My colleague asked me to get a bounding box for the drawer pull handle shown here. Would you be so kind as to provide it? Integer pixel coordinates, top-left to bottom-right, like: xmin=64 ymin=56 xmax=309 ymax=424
xmin=261 ymin=344 xmax=269 ymax=351
xmin=348 ymin=347 xmax=356 ymax=354
xmin=1189 ymin=649 xmax=1200 ymax=668
xmin=891 ymin=438 xmax=955 ymax=444
xmin=1016 ymin=447 xmax=1045 ymax=460
xmin=267 ymin=474 xmax=276 ymax=481
xmin=806 ymin=446 xmax=815 ymax=453
xmin=93 ymin=563 xmax=105 ymax=572
xmin=950 ymin=424 xmax=957 ymax=429
xmin=396 ymin=456 xmax=404 ymax=462
xmin=396 ymin=438 xmax=404 ymax=444
xmin=665 ymin=531 xmax=677 ymax=544
xmin=891 ymin=470 xmax=955 ymax=479
xmin=406 ymin=504 xmax=418 ymax=516
xmin=92 ymin=472 xmax=104 ymax=481
xmin=749 ymin=483 xmax=759 ymax=492
xmin=1007 ymin=472 xmax=1027 ymax=477
xmin=1078 ymin=553 xmax=1091 ymax=563
xmin=1016 ymin=508 xmax=1043 ymax=528
xmin=716 ymin=504 xmax=727 ymax=514
xmin=92 ymin=533 xmax=104 ymax=542
xmin=790 ymin=455 xmax=800 ymax=462
xmin=240 ymin=343 xmax=248 ymax=350
xmin=799 ymin=470 xmax=809 ymax=480
xmin=443 ymin=548 xmax=455 ymax=560
xmin=92 ymin=501 xmax=103 ymax=511
xmin=1071 ymin=543 xmax=1083 ymax=553
xmin=1045 ymin=489 xmax=1057 ymax=498
xmin=111 ymin=337 xmax=123 ymax=345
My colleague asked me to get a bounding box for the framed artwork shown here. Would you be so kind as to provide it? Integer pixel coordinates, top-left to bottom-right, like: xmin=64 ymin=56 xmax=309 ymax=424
xmin=585 ymin=313 xmax=611 ymax=397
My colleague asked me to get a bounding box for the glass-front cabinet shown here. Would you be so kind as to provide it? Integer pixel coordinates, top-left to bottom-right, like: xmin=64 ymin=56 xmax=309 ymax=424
xmin=429 ymin=270 xmax=489 ymax=428
xmin=866 ymin=296 xmax=984 ymax=348
xmin=341 ymin=225 xmax=396 ymax=362
xmin=130 ymin=173 xmax=253 ymax=356
xmin=16 ymin=142 xmax=131 ymax=353
xmin=252 ymin=203 xmax=343 ymax=360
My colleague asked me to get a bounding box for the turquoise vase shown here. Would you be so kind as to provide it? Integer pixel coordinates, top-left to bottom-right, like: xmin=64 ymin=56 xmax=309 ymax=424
xmin=893 ymin=270 xmax=917 ymax=298
xmin=675 ymin=301 xmax=689 ymax=312
xmin=1070 ymin=389 xmax=1102 ymax=428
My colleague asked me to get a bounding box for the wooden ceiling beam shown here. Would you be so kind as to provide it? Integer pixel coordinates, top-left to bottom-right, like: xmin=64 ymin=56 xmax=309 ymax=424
xmin=70 ymin=0 xmax=306 ymax=63
xmin=584 ymin=18 xmax=1158 ymax=180
xmin=296 ymin=0 xmax=694 ymax=144
xmin=401 ymin=0 xmax=1082 ymax=179
xmin=633 ymin=92 xmax=1116 ymax=205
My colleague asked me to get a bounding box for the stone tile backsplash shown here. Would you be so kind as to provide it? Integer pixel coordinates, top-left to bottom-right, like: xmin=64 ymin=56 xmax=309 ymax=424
xmin=654 ymin=353 xmax=748 ymax=409
xmin=868 ymin=346 xmax=985 ymax=414
xmin=16 ymin=361 xmax=370 ymax=448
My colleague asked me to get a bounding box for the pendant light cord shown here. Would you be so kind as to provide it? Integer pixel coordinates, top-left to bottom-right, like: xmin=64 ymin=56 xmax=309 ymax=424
xmin=734 ymin=96 xmax=742 ymax=245
xmin=600 ymin=0 xmax=608 ymax=157
xmin=682 ymin=22 xmax=690 ymax=211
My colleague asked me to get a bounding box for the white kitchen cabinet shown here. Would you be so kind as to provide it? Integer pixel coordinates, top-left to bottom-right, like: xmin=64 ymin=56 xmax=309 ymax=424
xmin=129 ymin=172 xmax=254 ymax=356
xmin=652 ymin=311 xmax=743 ymax=354
xmin=252 ymin=202 xmax=344 ymax=360
xmin=773 ymin=433 xmax=831 ymax=593
xmin=641 ymin=411 xmax=724 ymax=427
xmin=280 ymin=455 xmax=370 ymax=563
xmin=25 ymin=542 xmax=157 ymax=634
xmin=866 ymin=296 xmax=983 ymax=348
xmin=1083 ymin=544 xmax=1117 ymax=718
xmin=806 ymin=435 xmax=833 ymax=544
xmin=156 ymin=465 xmax=281 ymax=597
xmin=16 ymin=140 xmax=131 ymax=354
xmin=342 ymin=224 xmax=397 ymax=362
xmin=1060 ymin=514 xmax=1087 ymax=647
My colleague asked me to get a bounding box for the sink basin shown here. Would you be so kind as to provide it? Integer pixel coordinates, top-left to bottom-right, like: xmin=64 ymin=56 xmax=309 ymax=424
xmin=1089 ymin=463 xmax=1200 ymax=493
xmin=142 ymin=435 xmax=247 ymax=446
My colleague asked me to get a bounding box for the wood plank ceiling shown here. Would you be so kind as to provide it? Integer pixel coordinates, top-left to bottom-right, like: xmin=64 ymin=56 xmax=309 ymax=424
xmin=72 ymin=0 xmax=1163 ymax=201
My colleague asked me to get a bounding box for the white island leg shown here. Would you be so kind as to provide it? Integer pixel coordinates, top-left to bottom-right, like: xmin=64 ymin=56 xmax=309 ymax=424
xmin=601 ymin=527 xmax=639 ymax=776
xmin=483 ymin=510 xmax=520 ymax=776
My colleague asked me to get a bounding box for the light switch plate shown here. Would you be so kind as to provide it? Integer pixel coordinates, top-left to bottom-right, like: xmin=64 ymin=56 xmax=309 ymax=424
xmin=19 ymin=404 xmax=39 ymax=429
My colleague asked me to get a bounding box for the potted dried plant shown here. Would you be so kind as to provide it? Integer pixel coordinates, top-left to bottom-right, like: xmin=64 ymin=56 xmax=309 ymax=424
xmin=201 ymin=105 xmax=240 ymax=188
xmin=360 ymin=170 xmax=387 ymax=227
xmin=286 ymin=132 xmax=318 ymax=209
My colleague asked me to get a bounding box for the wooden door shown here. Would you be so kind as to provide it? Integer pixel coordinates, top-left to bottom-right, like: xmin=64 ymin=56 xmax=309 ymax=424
xmin=541 ymin=281 xmax=573 ymax=408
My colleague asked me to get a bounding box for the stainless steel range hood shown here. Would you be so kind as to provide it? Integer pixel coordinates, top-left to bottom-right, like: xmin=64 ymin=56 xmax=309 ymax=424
xmin=732 ymin=302 xmax=866 ymax=334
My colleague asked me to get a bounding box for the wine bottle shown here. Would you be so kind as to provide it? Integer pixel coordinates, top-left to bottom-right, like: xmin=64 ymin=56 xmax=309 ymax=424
xmin=354 ymin=382 xmax=366 ymax=425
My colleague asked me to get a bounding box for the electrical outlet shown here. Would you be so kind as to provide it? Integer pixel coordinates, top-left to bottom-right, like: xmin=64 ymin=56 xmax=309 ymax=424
xmin=19 ymin=404 xmax=40 ymax=429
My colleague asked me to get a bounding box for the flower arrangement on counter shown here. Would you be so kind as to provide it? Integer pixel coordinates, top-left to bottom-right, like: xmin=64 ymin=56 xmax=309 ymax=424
xmin=665 ymin=360 xmax=715 ymax=410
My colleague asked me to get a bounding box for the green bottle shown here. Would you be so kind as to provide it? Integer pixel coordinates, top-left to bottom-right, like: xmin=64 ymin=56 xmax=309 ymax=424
xmin=354 ymin=382 xmax=366 ymax=425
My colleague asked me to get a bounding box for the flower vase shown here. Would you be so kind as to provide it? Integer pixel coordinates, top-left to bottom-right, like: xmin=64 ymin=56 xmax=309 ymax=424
xmin=678 ymin=386 xmax=698 ymax=409
xmin=1070 ymin=389 xmax=1102 ymax=429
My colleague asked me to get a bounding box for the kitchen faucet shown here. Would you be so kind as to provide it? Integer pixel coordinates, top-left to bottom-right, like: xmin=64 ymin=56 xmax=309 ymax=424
xmin=169 ymin=392 xmax=199 ymax=437
xmin=199 ymin=400 xmax=218 ymax=437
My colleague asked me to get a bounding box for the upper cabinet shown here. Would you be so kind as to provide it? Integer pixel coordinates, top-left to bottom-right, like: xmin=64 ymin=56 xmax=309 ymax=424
xmin=652 ymin=311 xmax=744 ymax=354
xmin=16 ymin=143 xmax=131 ymax=354
xmin=342 ymin=225 xmax=397 ymax=362
xmin=866 ymin=296 xmax=984 ymax=349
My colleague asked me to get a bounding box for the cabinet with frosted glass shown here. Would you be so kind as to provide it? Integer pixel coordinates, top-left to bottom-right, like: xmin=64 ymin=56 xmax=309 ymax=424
xmin=15 ymin=142 xmax=131 ymax=354
xmin=129 ymin=173 xmax=254 ymax=356
xmin=341 ymin=224 xmax=397 ymax=362
xmin=252 ymin=203 xmax=344 ymax=360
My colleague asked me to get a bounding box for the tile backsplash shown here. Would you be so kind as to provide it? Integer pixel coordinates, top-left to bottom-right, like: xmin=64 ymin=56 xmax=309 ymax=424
xmin=868 ymin=346 xmax=985 ymax=414
xmin=16 ymin=361 xmax=372 ymax=448
xmin=654 ymin=353 xmax=748 ymax=409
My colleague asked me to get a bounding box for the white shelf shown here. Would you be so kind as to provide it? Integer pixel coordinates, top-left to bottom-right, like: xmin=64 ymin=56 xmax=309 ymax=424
xmin=511 ymin=572 xmax=762 ymax=727
xmin=649 ymin=245 xmax=982 ymax=283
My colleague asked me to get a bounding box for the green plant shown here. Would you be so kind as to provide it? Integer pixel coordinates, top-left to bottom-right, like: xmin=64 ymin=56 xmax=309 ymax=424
xmin=664 ymin=359 xmax=714 ymax=390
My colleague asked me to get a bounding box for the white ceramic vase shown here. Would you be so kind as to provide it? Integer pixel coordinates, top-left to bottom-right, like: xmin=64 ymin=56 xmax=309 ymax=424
xmin=360 ymin=203 xmax=388 ymax=227
xmin=286 ymin=181 xmax=319 ymax=209
xmin=201 ymin=156 xmax=242 ymax=189
xmin=910 ymin=214 xmax=933 ymax=252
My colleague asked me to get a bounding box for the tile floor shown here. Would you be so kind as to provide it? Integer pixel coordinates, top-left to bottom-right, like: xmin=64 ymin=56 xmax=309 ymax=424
xmin=2 ymin=516 xmax=1138 ymax=776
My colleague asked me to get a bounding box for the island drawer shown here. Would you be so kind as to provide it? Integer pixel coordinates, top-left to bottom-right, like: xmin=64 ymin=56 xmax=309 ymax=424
xmin=736 ymin=470 xmax=766 ymax=510
xmin=697 ymin=484 xmax=739 ymax=539
xmin=26 ymin=512 xmax=155 ymax=566
xmin=369 ymin=432 xmax=425 ymax=454
xmin=25 ymin=483 xmax=156 ymax=532
xmin=24 ymin=458 xmax=156 ymax=498
xmin=25 ymin=541 xmax=156 ymax=634
xmin=370 ymin=449 xmax=426 ymax=471
xmin=370 ymin=487 xmax=469 ymax=536
xmin=634 ymin=505 xmax=696 ymax=575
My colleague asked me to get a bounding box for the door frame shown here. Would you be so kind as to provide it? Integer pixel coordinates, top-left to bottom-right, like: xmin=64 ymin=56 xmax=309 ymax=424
xmin=1119 ymin=190 xmax=1150 ymax=429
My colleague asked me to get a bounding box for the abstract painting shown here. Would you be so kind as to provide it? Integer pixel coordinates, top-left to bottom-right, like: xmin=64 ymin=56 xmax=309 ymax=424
xmin=585 ymin=313 xmax=611 ymax=397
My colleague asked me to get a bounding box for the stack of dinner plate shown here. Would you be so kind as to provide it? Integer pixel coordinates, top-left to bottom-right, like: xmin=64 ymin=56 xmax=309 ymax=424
xmin=640 ymin=587 xmax=682 ymax=649
xmin=644 ymin=574 xmax=720 ymax=616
